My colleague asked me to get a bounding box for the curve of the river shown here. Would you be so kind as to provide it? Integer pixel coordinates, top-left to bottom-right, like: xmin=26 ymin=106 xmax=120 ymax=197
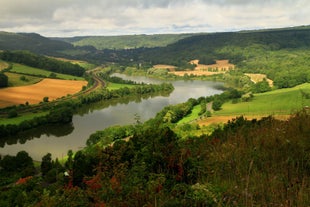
xmin=0 ymin=74 xmax=224 ymax=160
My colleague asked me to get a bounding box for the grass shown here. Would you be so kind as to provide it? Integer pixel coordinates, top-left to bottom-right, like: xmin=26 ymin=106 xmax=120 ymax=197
xmin=50 ymin=57 xmax=96 ymax=70
xmin=10 ymin=63 xmax=85 ymax=80
xmin=177 ymin=83 xmax=310 ymax=126
xmin=0 ymin=111 xmax=49 ymax=125
xmin=106 ymin=82 xmax=135 ymax=90
xmin=214 ymin=83 xmax=310 ymax=116
xmin=0 ymin=60 xmax=9 ymax=71
xmin=177 ymin=105 xmax=201 ymax=125
xmin=5 ymin=72 xmax=42 ymax=87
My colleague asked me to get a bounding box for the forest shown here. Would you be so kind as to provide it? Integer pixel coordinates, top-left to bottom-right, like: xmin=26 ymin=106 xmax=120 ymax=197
xmin=0 ymin=99 xmax=309 ymax=206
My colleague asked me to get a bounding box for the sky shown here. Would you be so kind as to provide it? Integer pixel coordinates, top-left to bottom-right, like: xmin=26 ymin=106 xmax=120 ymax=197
xmin=0 ymin=0 xmax=309 ymax=37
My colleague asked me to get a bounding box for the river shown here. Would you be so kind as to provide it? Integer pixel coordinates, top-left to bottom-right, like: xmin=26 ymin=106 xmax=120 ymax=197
xmin=0 ymin=74 xmax=224 ymax=160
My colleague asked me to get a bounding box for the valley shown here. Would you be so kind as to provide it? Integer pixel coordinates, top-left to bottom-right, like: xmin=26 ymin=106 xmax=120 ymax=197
xmin=0 ymin=26 xmax=309 ymax=206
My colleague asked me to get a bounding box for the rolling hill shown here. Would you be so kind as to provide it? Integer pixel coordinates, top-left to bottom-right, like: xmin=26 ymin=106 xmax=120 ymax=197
xmin=54 ymin=34 xmax=195 ymax=50
xmin=0 ymin=32 xmax=74 ymax=56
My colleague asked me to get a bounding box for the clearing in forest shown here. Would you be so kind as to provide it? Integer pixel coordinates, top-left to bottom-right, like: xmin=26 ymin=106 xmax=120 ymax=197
xmin=0 ymin=78 xmax=87 ymax=108
xmin=245 ymin=73 xmax=274 ymax=87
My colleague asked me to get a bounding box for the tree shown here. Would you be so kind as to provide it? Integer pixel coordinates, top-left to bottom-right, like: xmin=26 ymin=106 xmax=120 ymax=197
xmin=43 ymin=96 xmax=49 ymax=102
xmin=41 ymin=153 xmax=53 ymax=177
xmin=212 ymin=99 xmax=223 ymax=111
xmin=252 ymin=79 xmax=271 ymax=93
xmin=19 ymin=75 xmax=28 ymax=81
xmin=0 ymin=73 xmax=8 ymax=87
xmin=7 ymin=109 xmax=18 ymax=118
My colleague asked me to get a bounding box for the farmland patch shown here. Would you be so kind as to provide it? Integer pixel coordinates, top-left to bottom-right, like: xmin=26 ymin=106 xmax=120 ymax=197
xmin=0 ymin=78 xmax=87 ymax=108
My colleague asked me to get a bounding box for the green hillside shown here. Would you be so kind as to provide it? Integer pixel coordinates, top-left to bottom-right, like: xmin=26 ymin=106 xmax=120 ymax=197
xmin=0 ymin=32 xmax=74 ymax=56
xmin=57 ymin=34 xmax=194 ymax=50
xmin=216 ymin=83 xmax=310 ymax=116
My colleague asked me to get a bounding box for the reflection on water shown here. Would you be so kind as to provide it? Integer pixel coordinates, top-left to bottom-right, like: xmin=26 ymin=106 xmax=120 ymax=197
xmin=0 ymin=123 xmax=74 ymax=148
xmin=1 ymin=75 xmax=224 ymax=160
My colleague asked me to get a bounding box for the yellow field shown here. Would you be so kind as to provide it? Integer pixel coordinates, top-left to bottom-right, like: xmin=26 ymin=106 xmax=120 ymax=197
xmin=169 ymin=59 xmax=235 ymax=76
xmin=153 ymin=64 xmax=177 ymax=71
xmin=197 ymin=115 xmax=290 ymax=126
xmin=0 ymin=78 xmax=87 ymax=107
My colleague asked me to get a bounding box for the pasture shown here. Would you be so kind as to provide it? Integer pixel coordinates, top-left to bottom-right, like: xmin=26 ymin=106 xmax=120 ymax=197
xmin=214 ymin=83 xmax=310 ymax=117
xmin=176 ymin=83 xmax=310 ymax=126
xmin=0 ymin=78 xmax=87 ymax=108
xmin=10 ymin=64 xmax=85 ymax=80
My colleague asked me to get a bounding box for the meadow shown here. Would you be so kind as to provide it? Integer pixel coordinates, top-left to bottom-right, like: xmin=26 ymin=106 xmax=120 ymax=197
xmin=106 ymin=82 xmax=135 ymax=90
xmin=5 ymin=72 xmax=42 ymax=87
xmin=176 ymin=83 xmax=310 ymax=126
xmin=0 ymin=111 xmax=49 ymax=125
xmin=215 ymin=83 xmax=310 ymax=116
xmin=10 ymin=64 xmax=85 ymax=80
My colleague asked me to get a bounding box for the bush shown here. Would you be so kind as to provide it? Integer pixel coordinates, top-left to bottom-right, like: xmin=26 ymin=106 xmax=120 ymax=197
xmin=7 ymin=109 xmax=18 ymax=118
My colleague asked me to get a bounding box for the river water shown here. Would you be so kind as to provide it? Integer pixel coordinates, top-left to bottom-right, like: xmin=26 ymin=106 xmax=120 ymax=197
xmin=0 ymin=74 xmax=223 ymax=160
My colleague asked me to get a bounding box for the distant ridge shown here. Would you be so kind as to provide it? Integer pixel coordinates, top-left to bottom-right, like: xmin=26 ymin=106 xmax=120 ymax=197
xmin=54 ymin=33 xmax=195 ymax=50
xmin=0 ymin=31 xmax=74 ymax=56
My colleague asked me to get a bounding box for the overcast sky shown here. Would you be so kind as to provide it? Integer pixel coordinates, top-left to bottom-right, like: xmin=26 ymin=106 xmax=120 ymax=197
xmin=0 ymin=0 xmax=309 ymax=37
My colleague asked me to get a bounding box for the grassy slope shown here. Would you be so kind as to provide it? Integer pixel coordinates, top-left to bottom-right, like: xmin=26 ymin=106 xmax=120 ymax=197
xmin=178 ymin=84 xmax=310 ymax=127
xmin=11 ymin=64 xmax=85 ymax=80
xmin=5 ymin=72 xmax=42 ymax=87
xmin=215 ymin=83 xmax=310 ymax=116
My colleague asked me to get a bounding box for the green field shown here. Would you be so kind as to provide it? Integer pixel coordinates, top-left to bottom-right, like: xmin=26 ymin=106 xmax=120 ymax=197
xmin=215 ymin=83 xmax=310 ymax=116
xmin=5 ymin=72 xmax=42 ymax=87
xmin=10 ymin=64 xmax=85 ymax=80
xmin=177 ymin=105 xmax=201 ymax=125
xmin=0 ymin=60 xmax=9 ymax=71
xmin=0 ymin=111 xmax=49 ymax=125
xmin=106 ymin=82 xmax=135 ymax=90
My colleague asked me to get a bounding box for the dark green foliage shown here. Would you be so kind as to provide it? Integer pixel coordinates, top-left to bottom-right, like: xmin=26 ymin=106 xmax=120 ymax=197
xmin=0 ymin=151 xmax=35 ymax=176
xmin=41 ymin=153 xmax=53 ymax=177
xmin=212 ymin=99 xmax=223 ymax=111
xmin=252 ymin=79 xmax=272 ymax=93
xmin=7 ymin=109 xmax=18 ymax=118
xmin=43 ymin=96 xmax=49 ymax=102
xmin=0 ymin=72 xmax=8 ymax=87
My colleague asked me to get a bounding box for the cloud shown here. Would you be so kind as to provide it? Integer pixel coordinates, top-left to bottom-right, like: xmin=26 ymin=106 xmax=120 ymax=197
xmin=0 ymin=0 xmax=309 ymax=36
